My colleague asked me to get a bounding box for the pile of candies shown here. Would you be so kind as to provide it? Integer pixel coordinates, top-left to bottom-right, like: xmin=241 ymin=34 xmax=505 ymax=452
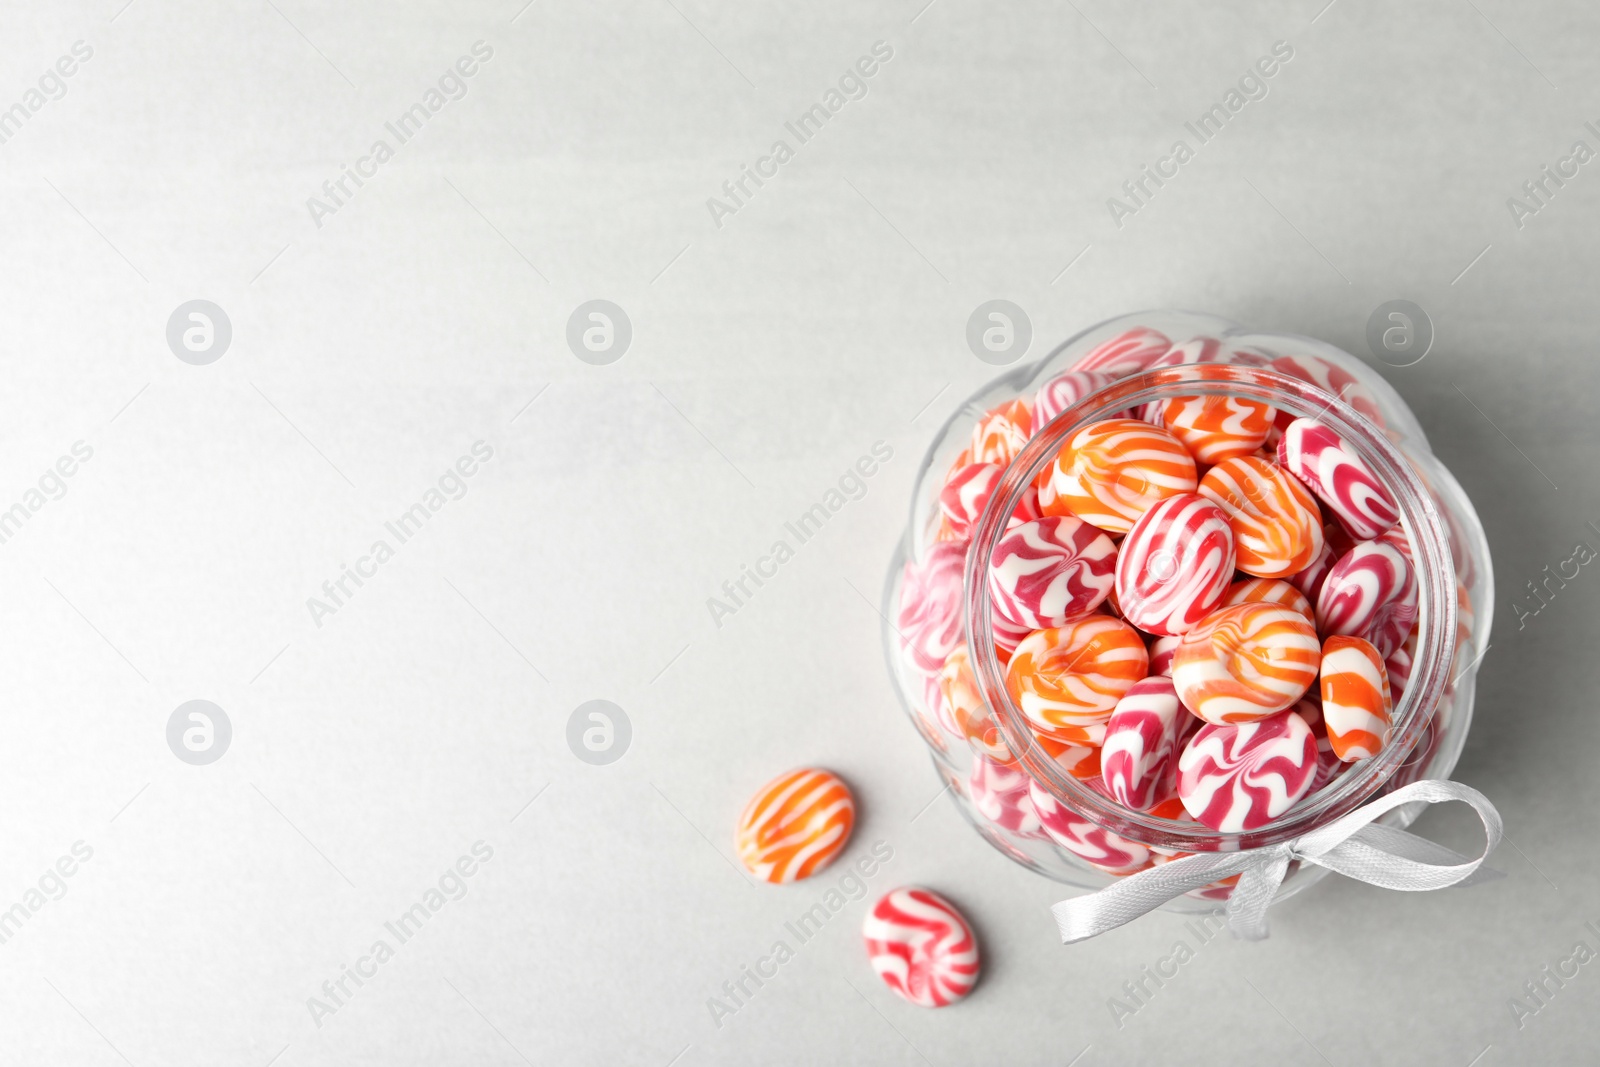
xmin=735 ymin=767 xmax=981 ymax=1007
xmin=896 ymin=327 xmax=1477 ymax=886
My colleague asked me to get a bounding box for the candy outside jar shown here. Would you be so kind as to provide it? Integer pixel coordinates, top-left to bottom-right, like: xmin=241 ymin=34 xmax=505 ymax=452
xmin=883 ymin=310 xmax=1492 ymax=916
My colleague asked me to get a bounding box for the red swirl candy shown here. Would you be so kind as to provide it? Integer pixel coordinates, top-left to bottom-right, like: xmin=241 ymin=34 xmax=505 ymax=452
xmin=988 ymin=516 xmax=1117 ymax=631
xmin=1290 ymin=697 xmax=1344 ymax=793
xmin=968 ymin=755 xmax=1046 ymax=838
xmin=940 ymin=463 xmax=1041 ymax=541
xmin=864 ymin=887 xmax=980 ymax=1008
xmin=1028 ymin=778 xmax=1153 ymax=874
xmin=1178 ymin=711 xmax=1318 ymax=831
xmin=1101 ymin=677 xmax=1189 ymax=811
xmin=1069 ymin=326 xmax=1172 ymax=375
xmin=1114 ymin=494 xmax=1235 ymax=635
xmin=1315 ymin=538 xmax=1418 ymax=658
xmin=1267 ymin=354 xmax=1385 ymax=429
xmin=897 ymin=542 xmax=965 ymax=675
xmin=1033 ymin=370 xmax=1117 ymax=428
xmin=1277 ymin=417 xmax=1399 ymax=539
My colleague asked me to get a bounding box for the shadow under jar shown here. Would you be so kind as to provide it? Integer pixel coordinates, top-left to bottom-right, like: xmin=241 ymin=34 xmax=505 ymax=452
xmin=883 ymin=310 xmax=1492 ymax=913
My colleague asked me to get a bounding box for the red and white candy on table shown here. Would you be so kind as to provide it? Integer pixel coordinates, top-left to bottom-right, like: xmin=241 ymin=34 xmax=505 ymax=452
xmin=864 ymin=888 xmax=981 ymax=1007
xmin=890 ymin=321 xmax=1475 ymax=902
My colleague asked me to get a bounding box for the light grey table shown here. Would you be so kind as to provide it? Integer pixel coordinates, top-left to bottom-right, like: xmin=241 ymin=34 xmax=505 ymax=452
xmin=1 ymin=1 xmax=1596 ymax=1064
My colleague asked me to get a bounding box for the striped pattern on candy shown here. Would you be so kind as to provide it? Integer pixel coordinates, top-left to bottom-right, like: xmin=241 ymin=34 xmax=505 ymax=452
xmin=1292 ymin=696 xmax=1344 ymax=793
xmin=1319 ymin=635 xmax=1392 ymax=761
xmin=1147 ymin=635 xmax=1181 ymax=677
xmin=1027 ymin=778 xmax=1153 ymax=874
xmin=1037 ymin=418 xmax=1198 ymax=534
xmin=970 ymin=398 xmax=1033 ymax=466
xmin=1033 ymin=369 xmax=1117 ymax=427
xmin=1197 ymin=456 xmax=1324 ymax=579
xmin=988 ymin=516 xmax=1117 ymax=630
xmin=1172 ymin=603 xmax=1321 ymax=724
xmin=941 ymin=464 xmax=1043 ymax=541
xmin=1036 ymin=733 xmax=1103 ymax=779
xmin=940 ymin=645 xmax=1014 ymax=763
xmin=1102 ymin=677 xmax=1188 ymax=811
xmin=735 ymin=769 xmax=855 ymax=883
xmin=897 ymin=541 xmax=966 ymax=674
xmin=1160 ymin=394 xmax=1278 ymax=464
xmin=1222 ymin=577 xmax=1313 ymax=622
xmin=1178 ymin=712 xmax=1318 ymax=831
xmin=1005 ymin=616 xmax=1149 ymax=743
xmin=1384 ymin=624 xmax=1417 ymax=704
xmin=1277 ymin=417 xmax=1399 ymax=539
xmin=1267 ymin=354 xmax=1385 ymax=428
xmin=863 ymin=888 xmax=980 ymax=1008
xmin=968 ymin=755 xmax=1046 ymax=838
xmin=1069 ymin=326 xmax=1172 ymax=375
xmin=1135 ymin=338 xmax=1273 ymax=422
xmin=992 ymin=610 xmax=1033 ymax=662
xmin=1315 ymin=538 xmax=1418 ymax=657
xmin=1114 ymin=494 xmax=1235 ymax=635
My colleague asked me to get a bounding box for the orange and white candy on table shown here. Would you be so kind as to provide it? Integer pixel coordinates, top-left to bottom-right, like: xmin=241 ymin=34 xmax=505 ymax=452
xmin=863 ymin=887 xmax=980 ymax=1008
xmin=1319 ymin=635 xmax=1393 ymax=761
xmin=1172 ymin=602 xmax=1321 ymax=724
xmin=1004 ymin=616 xmax=1148 ymax=744
xmin=734 ymin=768 xmax=855 ymax=883
xmin=1197 ymin=456 xmax=1325 ymax=579
xmin=1037 ymin=418 xmax=1198 ymax=534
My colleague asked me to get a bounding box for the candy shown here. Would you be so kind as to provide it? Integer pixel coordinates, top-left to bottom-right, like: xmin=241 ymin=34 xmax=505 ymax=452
xmin=897 ymin=542 xmax=966 ymax=675
xmin=1384 ymin=624 xmax=1417 ymax=704
xmin=991 ymin=610 xmax=1034 ymax=661
xmin=1197 ymin=456 xmax=1324 ymax=579
xmin=968 ymin=754 xmax=1046 ymax=837
xmin=1147 ymin=634 xmax=1181 ymax=677
xmin=735 ymin=768 xmax=855 ymax=883
xmin=1028 ymin=778 xmax=1153 ymax=874
xmin=940 ymin=464 xmax=1042 ymax=541
xmin=1267 ymin=354 xmax=1385 ymax=428
xmin=1160 ymin=394 xmax=1278 ymax=464
xmin=1033 ymin=370 xmax=1116 ymax=427
xmin=1037 ymin=418 xmax=1198 ymax=534
xmin=1315 ymin=538 xmax=1418 ymax=657
xmin=1178 ymin=712 xmax=1318 ymax=831
xmin=1134 ymin=339 xmax=1272 ymax=423
xmin=1319 ymin=635 xmax=1393 ymax=761
xmin=970 ymin=398 xmax=1033 ymax=466
xmin=1102 ymin=677 xmax=1188 ymax=811
xmin=1036 ymin=733 xmax=1103 ymax=779
xmin=1277 ymin=417 xmax=1399 ymax=539
xmin=1292 ymin=697 xmax=1345 ymax=793
xmin=1114 ymin=494 xmax=1236 ymax=635
xmin=1069 ymin=326 xmax=1172 ymax=376
xmin=988 ymin=516 xmax=1117 ymax=630
xmin=1005 ymin=617 xmax=1149 ymax=743
xmin=1172 ymin=603 xmax=1321 ymax=724
xmin=863 ymin=888 xmax=980 ymax=1008
xmin=1222 ymin=577 xmax=1313 ymax=622
xmin=940 ymin=645 xmax=1013 ymax=763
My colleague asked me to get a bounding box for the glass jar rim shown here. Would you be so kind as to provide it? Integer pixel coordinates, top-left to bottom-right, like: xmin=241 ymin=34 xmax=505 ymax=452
xmin=963 ymin=362 xmax=1458 ymax=853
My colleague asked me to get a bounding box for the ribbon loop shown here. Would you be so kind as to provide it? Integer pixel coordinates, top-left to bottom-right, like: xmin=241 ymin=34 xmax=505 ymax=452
xmin=1052 ymin=780 xmax=1500 ymax=944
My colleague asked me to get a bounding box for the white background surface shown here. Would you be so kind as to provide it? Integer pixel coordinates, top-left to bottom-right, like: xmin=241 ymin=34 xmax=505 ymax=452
xmin=1 ymin=1 xmax=1598 ymax=1064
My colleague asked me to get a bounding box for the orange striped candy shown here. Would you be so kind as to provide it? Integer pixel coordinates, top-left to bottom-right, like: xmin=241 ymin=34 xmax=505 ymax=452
xmin=1037 ymin=419 xmax=1198 ymax=534
xmin=970 ymin=398 xmax=1033 ymax=466
xmin=1035 ymin=732 xmax=1103 ymax=779
xmin=1320 ymin=635 xmax=1393 ymax=761
xmin=1221 ymin=577 xmax=1313 ymax=622
xmin=1172 ymin=603 xmax=1321 ymax=724
xmin=1197 ymin=456 xmax=1324 ymax=579
xmin=1160 ymin=394 xmax=1277 ymax=465
xmin=1004 ymin=616 xmax=1148 ymax=743
xmin=940 ymin=645 xmax=1015 ymax=763
xmin=735 ymin=769 xmax=855 ymax=883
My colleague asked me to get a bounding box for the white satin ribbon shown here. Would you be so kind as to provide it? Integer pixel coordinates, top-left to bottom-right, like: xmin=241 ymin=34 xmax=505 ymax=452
xmin=1052 ymin=779 xmax=1502 ymax=943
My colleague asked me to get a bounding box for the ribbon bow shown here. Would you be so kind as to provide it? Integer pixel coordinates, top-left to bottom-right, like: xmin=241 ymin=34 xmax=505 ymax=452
xmin=1052 ymin=779 xmax=1502 ymax=943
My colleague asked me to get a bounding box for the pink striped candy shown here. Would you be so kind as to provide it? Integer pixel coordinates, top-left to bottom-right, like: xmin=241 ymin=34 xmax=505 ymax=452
xmin=1114 ymin=494 xmax=1235 ymax=635
xmin=1033 ymin=370 xmax=1117 ymax=428
xmin=1178 ymin=711 xmax=1318 ymax=831
xmin=988 ymin=516 xmax=1117 ymax=630
xmin=1069 ymin=326 xmax=1172 ymax=375
xmin=940 ymin=464 xmax=1041 ymax=541
xmin=1028 ymin=778 xmax=1153 ymax=874
xmin=1315 ymin=538 xmax=1418 ymax=658
xmin=864 ymin=887 xmax=980 ymax=1008
xmin=897 ymin=542 xmax=966 ymax=675
xmin=1290 ymin=697 xmax=1344 ymax=793
xmin=1267 ymin=354 xmax=1385 ymax=428
xmin=1384 ymin=624 xmax=1418 ymax=703
xmin=1277 ymin=417 xmax=1399 ymax=539
xmin=1147 ymin=634 xmax=1181 ymax=677
xmin=1102 ymin=677 xmax=1189 ymax=811
xmin=967 ymin=755 xmax=1046 ymax=838
xmin=1136 ymin=338 xmax=1273 ymax=422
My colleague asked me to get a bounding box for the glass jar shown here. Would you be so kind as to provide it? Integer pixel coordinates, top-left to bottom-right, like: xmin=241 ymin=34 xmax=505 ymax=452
xmin=883 ymin=310 xmax=1492 ymax=912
